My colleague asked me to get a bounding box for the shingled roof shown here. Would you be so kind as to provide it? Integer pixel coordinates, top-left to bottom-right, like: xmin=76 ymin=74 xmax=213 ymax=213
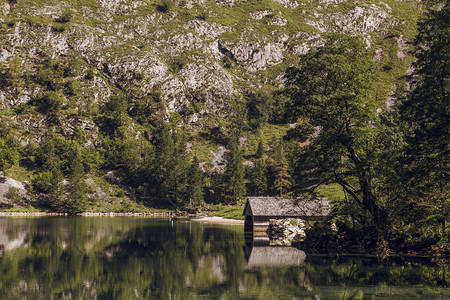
xmin=243 ymin=197 xmax=331 ymax=218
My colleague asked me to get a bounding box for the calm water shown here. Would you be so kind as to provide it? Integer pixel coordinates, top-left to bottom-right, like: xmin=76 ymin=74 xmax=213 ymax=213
xmin=0 ymin=217 xmax=447 ymax=299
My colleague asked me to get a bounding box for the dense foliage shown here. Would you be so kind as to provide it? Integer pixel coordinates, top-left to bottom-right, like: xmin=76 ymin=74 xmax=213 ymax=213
xmin=0 ymin=0 xmax=447 ymax=252
xmin=285 ymin=1 xmax=448 ymax=249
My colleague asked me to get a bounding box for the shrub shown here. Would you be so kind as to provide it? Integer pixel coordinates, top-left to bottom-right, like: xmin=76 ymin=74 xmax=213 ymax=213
xmin=37 ymin=91 xmax=65 ymax=113
xmin=157 ymin=0 xmax=174 ymax=13
xmin=55 ymin=10 xmax=74 ymax=23
xmin=5 ymin=187 xmax=22 ymax=203
xmin=53 ymin=23 xmax=66 ymax=33
xmin=197 ymin=11 xmax=209 ymax=20
xmin=32 ymin=171 xmax=54 ymax=193
xmin=85 ymin=67 xmax=96 ymax=80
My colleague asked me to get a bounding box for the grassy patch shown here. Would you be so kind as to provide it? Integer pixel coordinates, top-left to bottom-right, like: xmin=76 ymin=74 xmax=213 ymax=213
xmin=243 ymin=124 xmax=290 ymax=156
xmin=206 ymin=204 xmax=245 ymax=220
xmin=315 ymin=183 xmax=346 ymax=202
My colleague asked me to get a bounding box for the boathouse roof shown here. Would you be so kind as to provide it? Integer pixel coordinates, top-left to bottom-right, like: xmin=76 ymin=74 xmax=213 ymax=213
xmin=243 ymin=197 xmax=331 ymax=218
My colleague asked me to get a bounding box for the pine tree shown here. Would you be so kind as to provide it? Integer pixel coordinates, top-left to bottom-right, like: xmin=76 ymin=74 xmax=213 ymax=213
xmin=248 ymin=139 xmax=267 ymax=195
xmin=150 ymin=123 xmax=175 ymax=205
xmin=149 ymin=122 xmax=189 ymax=207
xmin=397 ymin=0 xmax=449 ymax=236
xmin=48 ymin=161 xmax=64 ymax=211
xmin=273 ymin=161 xmax=291 ymax=197
xmin=223 ymin=133 xmax=246 ymax=204
xmin=255 ymin=139 xmax=265 ymax=159
xmin=186 ymin=157 xmax=204 ymax=210
xmin=249 ymin=158 xmax=267 ymax=196
xmin=64 ymin=142 xmax=88 ymax=213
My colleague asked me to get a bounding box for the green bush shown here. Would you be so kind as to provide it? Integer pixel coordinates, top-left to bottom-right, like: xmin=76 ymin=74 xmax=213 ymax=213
xmin=157 ymin=0 xmax=174 ymax=13
xmin=197 ymin=11 xmax=209 ymax=20
xmin=85 ymin=67 xmax=96 ymax=80
xmin=0 ymin=138 xmax=20 ymax=173
xmin=5 ymin=187 xmax=21 ymax=203
xmin=37 ymin=91 xmax=65 ymax=113
xmin=65 ymin=80 xmax=79 ymax=96
xmin=53 ymin=23 xmax=66 ymax=33
xmin=32 ymin=171 xmax=54 ymax=193
xmin=55 ymin=10 xmax=74 ymax=23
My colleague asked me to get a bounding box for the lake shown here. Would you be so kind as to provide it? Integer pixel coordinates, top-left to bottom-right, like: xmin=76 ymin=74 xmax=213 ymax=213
xmin=0 ymin=217 xmax=447 ymax=299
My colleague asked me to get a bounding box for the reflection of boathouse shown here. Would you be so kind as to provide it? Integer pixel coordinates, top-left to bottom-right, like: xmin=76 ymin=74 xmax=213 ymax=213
xmin=243 ymin=197 xmax=331 ymax=233
xmin=246 ymin=246 xmax=306 ymax=268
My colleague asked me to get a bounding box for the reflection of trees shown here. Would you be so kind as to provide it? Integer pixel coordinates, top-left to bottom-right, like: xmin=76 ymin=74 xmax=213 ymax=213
xmin=0 ymin=218 xmax=448 ymax=299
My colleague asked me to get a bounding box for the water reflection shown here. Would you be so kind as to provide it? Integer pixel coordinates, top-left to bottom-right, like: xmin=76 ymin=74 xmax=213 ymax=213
xmin=0 ymin=217 xmax=447 ymax=299
xmin=244 ymin=233 xmax=306 ymax=268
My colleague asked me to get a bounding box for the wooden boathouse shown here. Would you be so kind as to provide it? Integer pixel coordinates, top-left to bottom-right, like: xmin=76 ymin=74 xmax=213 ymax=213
xmin=243 ymin=197 xmax=331 ymax=232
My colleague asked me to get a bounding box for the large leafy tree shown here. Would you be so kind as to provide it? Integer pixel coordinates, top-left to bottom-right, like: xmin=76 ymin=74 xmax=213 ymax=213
xmin=285 ymin=34 xmax=383 ymax=226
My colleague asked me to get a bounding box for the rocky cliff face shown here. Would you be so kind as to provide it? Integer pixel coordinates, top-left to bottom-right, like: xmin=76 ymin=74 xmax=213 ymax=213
xmin=0 ymin=0 xmax=418 ymax=163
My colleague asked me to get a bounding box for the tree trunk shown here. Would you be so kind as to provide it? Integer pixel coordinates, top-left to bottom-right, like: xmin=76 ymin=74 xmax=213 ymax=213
xmin=347 ymin=146 xmax=381 ymax=225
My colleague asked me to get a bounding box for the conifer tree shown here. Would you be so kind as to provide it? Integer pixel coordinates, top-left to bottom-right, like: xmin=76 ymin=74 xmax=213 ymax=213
xmin=149 ymin=122 xmax=190 ymax=207
xmin=248 ymin=140 xmax=267 ymax=196
xmin=249 ymin=158 xmax=267 ymax=196
xmin=255 ymin=139 xmax=265 ymax=159
xmin=223 ymin=132 xmax=246 ymax=204
xmin=270 ymin=140 xmax=291 ymax=196
xmin=151 ymin=122 xmax=175 ymax=205
xmin=169 ymin=130 xmax=189 ymax=205
xmin=397 ymin=0 xmax=449 ymax=236
xmin=65 ymin=142 xmax=88 ymax=213
xmin=273 ymin=162 xmax=291 ymax=197
xmin=47 ymin=161 xmax=64 ymax=211
xmin=186 ymin=157 xmax=204 ymax=210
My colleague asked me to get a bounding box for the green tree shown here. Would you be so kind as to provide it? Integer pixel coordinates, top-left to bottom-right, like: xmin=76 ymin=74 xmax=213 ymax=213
xmin=216 ymin=98 xmax=248 ymax=204
xmin=148 ymin=122 xmax=189 ymax=207
xmin=223 ymin=133 xmax=246 ymax=204
xmin=47 ymin=162 xmax=64 ymax=211
xmin=273 ymin=162 xmax=291 ymax=197
xmin=246 ymin=90 xmax=270 ymax=129
xmin=255 ymin=138 xmax=265 ymax=159
xmin=285 ymin=34 xmax=383 ymax=226
xmin=397 ymin=0 xmax=449 ymax=237
xmin=268 ymin=139 xmax=291 ymax=196
xmin=0 ymin=137 xmax=19 ymax=173
xmin=64 ymin=142 xmax=88 ymax=213
xmin=185 ymin=157 xmax=204 ymax=210
xmin=248 ymin=139 xmax=267 ymax=196
xmin=32 ymin=136 xmax=65 ymax=210
xmin=249 ymin=158 xmax=268 ymax=196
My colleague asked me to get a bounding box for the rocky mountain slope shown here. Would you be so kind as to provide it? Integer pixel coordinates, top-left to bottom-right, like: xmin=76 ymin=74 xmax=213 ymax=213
xmin=0 ymin=0 xmax=420 ymax=208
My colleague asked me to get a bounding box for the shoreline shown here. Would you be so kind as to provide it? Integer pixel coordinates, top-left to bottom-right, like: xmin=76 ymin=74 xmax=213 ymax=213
xmin=0 ymin=212 xmax=245 ymax=224
xmin=191 ymin=216 xmax=244 ymax=225
xmin=0 ymin=211 xmax=177 ymax=217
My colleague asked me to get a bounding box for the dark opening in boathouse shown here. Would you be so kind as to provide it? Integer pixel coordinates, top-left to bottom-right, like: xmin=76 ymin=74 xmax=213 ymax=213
xmin=243 ymin=197 xmax=332 ymax=232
